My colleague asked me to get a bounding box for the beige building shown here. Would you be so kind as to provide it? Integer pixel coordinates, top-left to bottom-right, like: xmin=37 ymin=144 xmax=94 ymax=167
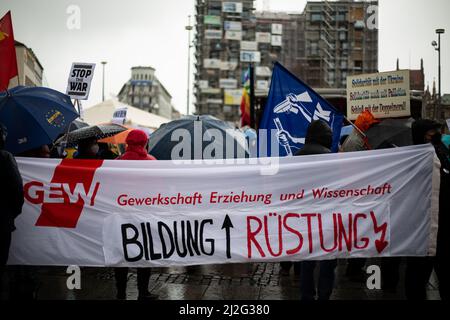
xmin=8 ymin=40 xmax=44 ymax=88
xmin=118 ymin=66 xmax=175 ymax=120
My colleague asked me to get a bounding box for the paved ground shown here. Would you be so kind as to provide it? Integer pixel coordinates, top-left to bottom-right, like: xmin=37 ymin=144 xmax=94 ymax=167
xmin=0 ymin=259 xmax=440 ymax=300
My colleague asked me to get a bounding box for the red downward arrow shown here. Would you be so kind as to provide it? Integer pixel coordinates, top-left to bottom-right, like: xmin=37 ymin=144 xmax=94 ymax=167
xmin=370 ymin=211 xmax=389 ymax=254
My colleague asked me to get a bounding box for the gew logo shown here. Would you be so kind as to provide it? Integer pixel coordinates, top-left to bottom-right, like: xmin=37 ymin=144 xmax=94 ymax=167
xmin=24 ymin=159 xmax=103 ymax=228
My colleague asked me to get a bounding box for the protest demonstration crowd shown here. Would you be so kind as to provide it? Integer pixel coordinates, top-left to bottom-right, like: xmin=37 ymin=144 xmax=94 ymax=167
xmin=0 ymin=3 xmax=450 ymax=304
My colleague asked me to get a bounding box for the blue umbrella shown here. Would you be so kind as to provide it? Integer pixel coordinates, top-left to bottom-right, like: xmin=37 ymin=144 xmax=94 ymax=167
xmin=0 ymin=86 xmax=79 ymax=154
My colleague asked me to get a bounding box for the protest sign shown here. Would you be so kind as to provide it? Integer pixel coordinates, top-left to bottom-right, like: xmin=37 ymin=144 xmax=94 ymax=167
xmin=112 ymin=106 xmax=127 ymax=125
xmin=347 ymin=70 xmax=410 ymax=120
xmin=9 ymin=145 xmax=436 ymax=267
xmin=66 ymin=63 xmax=96 ymax=100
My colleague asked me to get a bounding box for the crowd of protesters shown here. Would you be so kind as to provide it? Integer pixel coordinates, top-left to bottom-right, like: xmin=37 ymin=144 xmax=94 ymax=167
xmin=0 ymin=117 xmax=449 ymax=301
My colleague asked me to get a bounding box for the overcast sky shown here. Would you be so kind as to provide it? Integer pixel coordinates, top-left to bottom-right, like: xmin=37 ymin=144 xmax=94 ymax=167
xmin=1 ymin=0 xmax=449 ymax=115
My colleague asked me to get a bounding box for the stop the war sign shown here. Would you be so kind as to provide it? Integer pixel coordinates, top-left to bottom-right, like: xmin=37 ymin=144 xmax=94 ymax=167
xmin=66 ymin=63 xmax=96 ymax=100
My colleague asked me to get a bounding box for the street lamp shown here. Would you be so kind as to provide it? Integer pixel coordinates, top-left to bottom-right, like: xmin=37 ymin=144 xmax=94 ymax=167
xmin=185 ymin=16 xmax=193 ymax=115
xmin=432 ymin=29 xmax=445 ymax=120
xmin=101 ymin=61 xmax=107 ymax=102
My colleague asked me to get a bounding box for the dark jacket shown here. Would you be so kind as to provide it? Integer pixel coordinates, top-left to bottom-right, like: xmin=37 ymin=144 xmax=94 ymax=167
xmin=0 ymin=150 xmax=24 ymax=232
xmin=295 ymin=120 xmax=332 ymax=156
xmin=412 ymin=119 xmax=450 ymax=256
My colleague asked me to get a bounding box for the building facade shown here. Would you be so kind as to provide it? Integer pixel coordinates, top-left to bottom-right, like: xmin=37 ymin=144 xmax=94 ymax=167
xmin=194 ymin=0 xmax=256 ymax=122
xmin=301 ymin=0 xmax=378 ymax=88
xmin=118 ymin=66 xmax=175 ymax=120
xmin=193 ymin=0 xmax=379 ymax=123
xmin=423 ymin=81 xmax=450 ymax=123
xmin=8 ymin=41 xmax=44 ymax=88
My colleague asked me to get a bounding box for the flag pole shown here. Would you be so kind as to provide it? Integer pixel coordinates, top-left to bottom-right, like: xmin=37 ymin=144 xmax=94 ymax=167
xmin=11 ymin=11 xmax=19 ymax=86
xmin=249 ymin=62 xmax=255 ymax=129
xmin=344 ymin=115 xmax=366 ymax=138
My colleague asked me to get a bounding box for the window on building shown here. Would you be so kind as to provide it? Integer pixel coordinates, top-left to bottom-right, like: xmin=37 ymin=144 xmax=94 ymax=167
xmin=310 ymin=42 xmax=318 ymax=55
xmin=328 ymin=71 xmax=335 ymax=81
xmin=311 ymin=13 xmax=322 ymax=22
xmin=208 ymin=9 xmax=221 ymax=15
xmin=336 ymin=12 xmax=346 ymax=22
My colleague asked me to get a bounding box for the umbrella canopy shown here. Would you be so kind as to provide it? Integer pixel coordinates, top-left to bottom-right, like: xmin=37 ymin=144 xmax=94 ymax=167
xmin=55 ymin=123 xmax=127 ymax=146
xmin=0 ymin=86 xmax=79 ymax=154
xmin=148 ymin=115 xmax=249 ymax=160
xmin=67 ymin=119 xmax=89 ymax=132
xmin=98 ymin=127 xmax=133 ymax=144
xmin=365 ymin=118 xmax=414 ymax=149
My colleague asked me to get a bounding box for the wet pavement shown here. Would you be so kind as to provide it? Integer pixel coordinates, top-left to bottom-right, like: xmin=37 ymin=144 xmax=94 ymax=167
xmin=0 ymin=259 xmax=440 ymax=300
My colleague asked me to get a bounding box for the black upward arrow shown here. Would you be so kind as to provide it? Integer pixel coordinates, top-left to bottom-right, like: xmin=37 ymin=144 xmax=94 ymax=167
xmin=221 ymin=214 xmax=234 ymax=259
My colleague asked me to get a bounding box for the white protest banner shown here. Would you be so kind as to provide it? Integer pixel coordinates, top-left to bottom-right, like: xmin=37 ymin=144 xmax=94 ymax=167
xmin=219 ymin=78 xmax=238 ymax=89
xmin=224 ymin=21 xmax=242 ymax=31
xmin=220 ymin=61 xmax=238 ymax=71
xmin=66 ymin=63 xmax=96 ymax=100
xmin=222 ymin=2 xmax=243 ymax=13
xmin=346 ymin=70 xmax=411 ymax=120
xmin=225 ymin=30 xmax=242 ymax=41
xmin=256 ymin=80 xmax=269 ymax=90
xmin=204 ymin=59 xmax=221 ymax=69
xmin=112 ymin=106 xmax=128 ymax=125
xmin=240 ymin=51 xmax=261 ymax=63
xmin=9 ymin=145 xmax=436 ymax=267
xmin=198 ymin=80 xmax=209 ymax=89
xmin=271 ymin=35 xmax=282 ymax=47
xmin=205 ymin=29 xmax=222 ymax=39
xmin=271 ymin=24 xmax=283 ymax=35
xmin=256 ymin=66 xmax=272 ymax=77
xmin=241 ymin=41 xmax=258 ymax=51
xmin=256 ymin=32 xmax=271 ymax=43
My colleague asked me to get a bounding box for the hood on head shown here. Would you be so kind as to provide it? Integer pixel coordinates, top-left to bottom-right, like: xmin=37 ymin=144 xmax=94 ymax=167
xmin=305 ymin=120 xmax=333 ymax=150
xmin=126 ymin=129 xmax=149 ymax=147
xmin=412 ymin=119 xmax=441 ymax=145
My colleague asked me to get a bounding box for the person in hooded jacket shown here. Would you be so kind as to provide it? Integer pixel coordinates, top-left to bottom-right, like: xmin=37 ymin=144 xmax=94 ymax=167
xmin=405 ymin=119 xmax=450 ymax=300
xmin=114 ymin=129 xmax=157 ymax=300
xmin=74 ymin=138 xmax=100 ymax=159
xmin=0 ymin=123 xmax=24 ymax=291
xmin=295 ymin=120 xmax=338 ymax=300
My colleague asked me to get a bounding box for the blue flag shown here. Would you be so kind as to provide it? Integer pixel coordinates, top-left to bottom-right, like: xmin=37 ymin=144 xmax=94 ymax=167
xmin=259 ymin=62 xmax=343 ymax=156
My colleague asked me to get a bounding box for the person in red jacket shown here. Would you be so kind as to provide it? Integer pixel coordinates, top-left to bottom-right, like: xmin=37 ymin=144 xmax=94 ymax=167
xmin=117 ymin=129 xmax=156 ymax=160
xmin=114 ymin=129 xmax=158 ymax=300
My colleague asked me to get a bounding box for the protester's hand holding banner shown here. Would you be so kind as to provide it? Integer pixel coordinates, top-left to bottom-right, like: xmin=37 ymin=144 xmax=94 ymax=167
xmin=9 ymin=144 xmax=438 ymax=267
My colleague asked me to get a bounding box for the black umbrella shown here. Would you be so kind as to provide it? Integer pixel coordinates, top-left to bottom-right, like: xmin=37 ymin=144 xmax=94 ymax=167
xmin=148 ymin=115 xmax=249 ymax=160
xmin=55 ymin=123 xmax=127 ymax=146
xmin=365 ymin=118 xmax=414 ymax=149
xmin=67 ymin=119 xmax=89 ymax=132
